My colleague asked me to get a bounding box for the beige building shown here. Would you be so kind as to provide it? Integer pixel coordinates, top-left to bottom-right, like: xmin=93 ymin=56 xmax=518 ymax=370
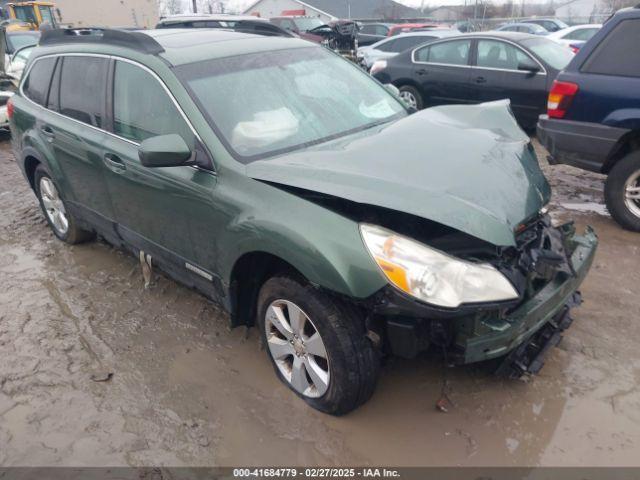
xmin=54 ymin=0 xmax=159 ymax=28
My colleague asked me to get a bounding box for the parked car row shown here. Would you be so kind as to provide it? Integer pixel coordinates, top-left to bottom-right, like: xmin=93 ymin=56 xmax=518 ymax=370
xmin=494 ymin=20 xmax=601 ymax=48
xmin=372 ymin=32 xmax=574 ymax=130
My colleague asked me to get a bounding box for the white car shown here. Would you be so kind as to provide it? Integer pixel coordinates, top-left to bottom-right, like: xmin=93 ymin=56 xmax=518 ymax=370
xmin=4 ymin=45 xmax=34 ymax=80
xmin=547 ymin=24 xmax=601 ymax=47
xmin=357 ymin=29 xmax=460 ymax=70
xmin=1 ymin=45 xmax=35 ymax=130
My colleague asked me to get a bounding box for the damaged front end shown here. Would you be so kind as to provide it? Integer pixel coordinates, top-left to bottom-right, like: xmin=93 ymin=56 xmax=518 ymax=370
xmin=309 ymin=20 xmax=360 ymax=62
xmin=247 ymin=100 xmax=597 ymax=379
xmin=362 ymin=214 xmax=597 ymax=378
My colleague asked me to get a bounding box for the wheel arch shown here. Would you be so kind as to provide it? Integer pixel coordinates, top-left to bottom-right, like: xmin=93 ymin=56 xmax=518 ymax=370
xmin=602 ymin=129 xmax=640 ymax=174
xmin=224 ymin=224 xmax=385 ymax=327
xmin=20 ymin=141 xmax=65 ymax=193
xmin=394 ymin=78 xmax=422 ymax=91
xmin=227 ymin=251 xmax=305 ymax=328
xmin=24 ymin=153 xmax=42 ymax=190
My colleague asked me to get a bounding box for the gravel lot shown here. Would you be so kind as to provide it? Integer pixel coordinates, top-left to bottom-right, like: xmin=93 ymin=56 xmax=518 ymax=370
xmin=1 ymin=134 xmax=639 ymax=467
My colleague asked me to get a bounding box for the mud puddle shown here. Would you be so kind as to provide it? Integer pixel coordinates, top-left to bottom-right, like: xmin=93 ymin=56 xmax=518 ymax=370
xmin=1 ymin=138 xmax=640 ymax=467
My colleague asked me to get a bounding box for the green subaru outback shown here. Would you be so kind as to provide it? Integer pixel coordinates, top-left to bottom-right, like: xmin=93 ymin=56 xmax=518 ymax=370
xmin=9 ymin=28 xmax=597 ymax=415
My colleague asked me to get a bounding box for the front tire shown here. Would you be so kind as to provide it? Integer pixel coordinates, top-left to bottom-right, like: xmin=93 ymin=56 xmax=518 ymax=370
xmin=257 ymin=275 xmax=380 ymax=415
xmin=605 ymin=152 xmax=640 ymax=232
xmin=398 ymin=85 xmax=423 ymax=110
xmin=34 ymin=165 xmax=95 ymax=244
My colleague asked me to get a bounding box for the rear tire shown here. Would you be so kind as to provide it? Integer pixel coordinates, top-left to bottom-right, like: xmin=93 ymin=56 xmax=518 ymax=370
xmin=34 ymin=165 xmax=95 ymax=244
xmin=604 ymin=151 xmax=640 ymax=232
xmin=257 ymin=275 xmax=380 ymax=415
xmin=398 ymin=85 xmax=423 ymax=110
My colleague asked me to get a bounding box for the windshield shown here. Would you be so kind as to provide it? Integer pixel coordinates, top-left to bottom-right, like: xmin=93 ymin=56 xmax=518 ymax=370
xmin=521 ymin=37 xmax=574 ymax=70
xmin=12 ymin=5 xmax=37 ymax=23
xmin=6 ymin=32 xmax=40 ymax=53
xmin=38 ymin=5 xmax=57 ymax=27
xmin=176 ymin=47 xmax=407 ymax=161
xmin=294 ymin=17 xmax=325 ymax=31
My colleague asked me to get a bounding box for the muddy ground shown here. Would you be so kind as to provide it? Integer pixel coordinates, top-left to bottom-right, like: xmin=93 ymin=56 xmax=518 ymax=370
xmin=1 ymin=135 xmax=639 ymax=467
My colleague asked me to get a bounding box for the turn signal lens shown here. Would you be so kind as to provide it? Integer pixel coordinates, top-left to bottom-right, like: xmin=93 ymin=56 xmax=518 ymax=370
xmin=547 ymin=80 xmax=578 ymax=119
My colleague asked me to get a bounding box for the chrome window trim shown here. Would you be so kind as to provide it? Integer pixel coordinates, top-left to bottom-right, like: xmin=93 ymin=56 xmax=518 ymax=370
xmin=19 ymin=52 xmax=215 ymax=174
xmin=473 ymin=38 xmax=547 ymax=75
xmin=411 ymin=36 xmax=547 ymax=76
xmin=411 ymin=38 xmax=472 ymax=68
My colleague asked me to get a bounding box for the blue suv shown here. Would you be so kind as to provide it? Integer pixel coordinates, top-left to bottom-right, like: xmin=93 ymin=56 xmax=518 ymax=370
xmin=538 ymin=6 xmax=640 ymax=231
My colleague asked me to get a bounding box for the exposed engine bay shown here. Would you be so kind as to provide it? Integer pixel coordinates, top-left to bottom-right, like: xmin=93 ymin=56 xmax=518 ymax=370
xmin=308 ymin=20 xmax=360 ymax=61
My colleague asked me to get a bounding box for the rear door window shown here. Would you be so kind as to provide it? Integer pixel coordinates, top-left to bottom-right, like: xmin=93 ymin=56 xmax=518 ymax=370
xmin=58 ymin=56 xmax=108 ymax=127
xmin=415 ymin=39 xmax=471 ymax=65
xmin=582 ymin=19 xmax=640 ymax=77
xmin=112 ymin=60 xmax=195 ymax=148
xmin=22 ymin=56 xmax=56 ymax=106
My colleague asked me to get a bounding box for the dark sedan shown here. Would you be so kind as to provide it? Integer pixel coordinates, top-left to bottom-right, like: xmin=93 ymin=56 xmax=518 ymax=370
xmin=372 ymin=32 xmax=574 ymax=129
xmin=357 ymin=22 xmax=392 ymax=46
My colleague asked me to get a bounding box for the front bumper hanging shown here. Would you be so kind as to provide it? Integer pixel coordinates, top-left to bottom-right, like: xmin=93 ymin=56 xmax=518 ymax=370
xmin=495 ymin=291 xmax=582 ymax=378
xmin=457 ymin=225 xmax=597 ymax=365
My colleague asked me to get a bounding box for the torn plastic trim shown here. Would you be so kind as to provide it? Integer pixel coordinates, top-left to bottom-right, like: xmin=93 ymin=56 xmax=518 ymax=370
xmin=495 ymin=291 xmax=582 ymax=379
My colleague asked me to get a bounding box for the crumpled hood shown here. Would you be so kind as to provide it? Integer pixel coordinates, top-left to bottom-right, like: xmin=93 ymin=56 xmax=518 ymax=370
xmin=246 ymin=101 xmax=550 ymax=247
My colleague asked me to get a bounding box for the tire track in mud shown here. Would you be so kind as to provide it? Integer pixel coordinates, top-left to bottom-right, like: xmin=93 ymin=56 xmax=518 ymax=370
xmin=0 ymin=140 xmax=219 ymax=466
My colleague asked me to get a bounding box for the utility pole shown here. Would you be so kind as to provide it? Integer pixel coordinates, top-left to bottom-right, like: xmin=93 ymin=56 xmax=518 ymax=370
xmin=192 ymin=0 xmax=198 ymax=13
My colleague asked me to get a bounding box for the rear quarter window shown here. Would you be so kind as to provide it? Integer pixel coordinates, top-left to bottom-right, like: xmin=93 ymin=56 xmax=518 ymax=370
xmin=582 ymin=19 xmax=640 ymax=77
xmin=22 ymin=57 xmax=56 ymax=106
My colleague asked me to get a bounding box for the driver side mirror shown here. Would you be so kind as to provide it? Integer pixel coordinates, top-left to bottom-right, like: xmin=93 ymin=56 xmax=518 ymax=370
xmin=139 ymin=134 xmax=192 ymax=168
xmin=517 ymin=58 xmax=541 ymax=74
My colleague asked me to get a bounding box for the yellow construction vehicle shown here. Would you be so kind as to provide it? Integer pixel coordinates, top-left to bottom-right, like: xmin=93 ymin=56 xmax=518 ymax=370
xmin=2 ymin=2 xmax=57 ymax=31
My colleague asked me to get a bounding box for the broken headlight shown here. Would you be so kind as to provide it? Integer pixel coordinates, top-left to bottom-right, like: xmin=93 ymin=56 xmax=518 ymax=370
xmin=360 ymin=224 xmax=519 ymax=308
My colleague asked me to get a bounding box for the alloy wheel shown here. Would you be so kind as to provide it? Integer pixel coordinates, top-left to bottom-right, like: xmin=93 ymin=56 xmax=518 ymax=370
xmin=400 ymin=91 xmax=417 ymax=109
xmin=264 ymin=299 xmax=330 ymax=398
xmin=39 ymin=177 xmax=69 ymax=235
xmin=624 ymin=169 xmax=640 ymax=218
